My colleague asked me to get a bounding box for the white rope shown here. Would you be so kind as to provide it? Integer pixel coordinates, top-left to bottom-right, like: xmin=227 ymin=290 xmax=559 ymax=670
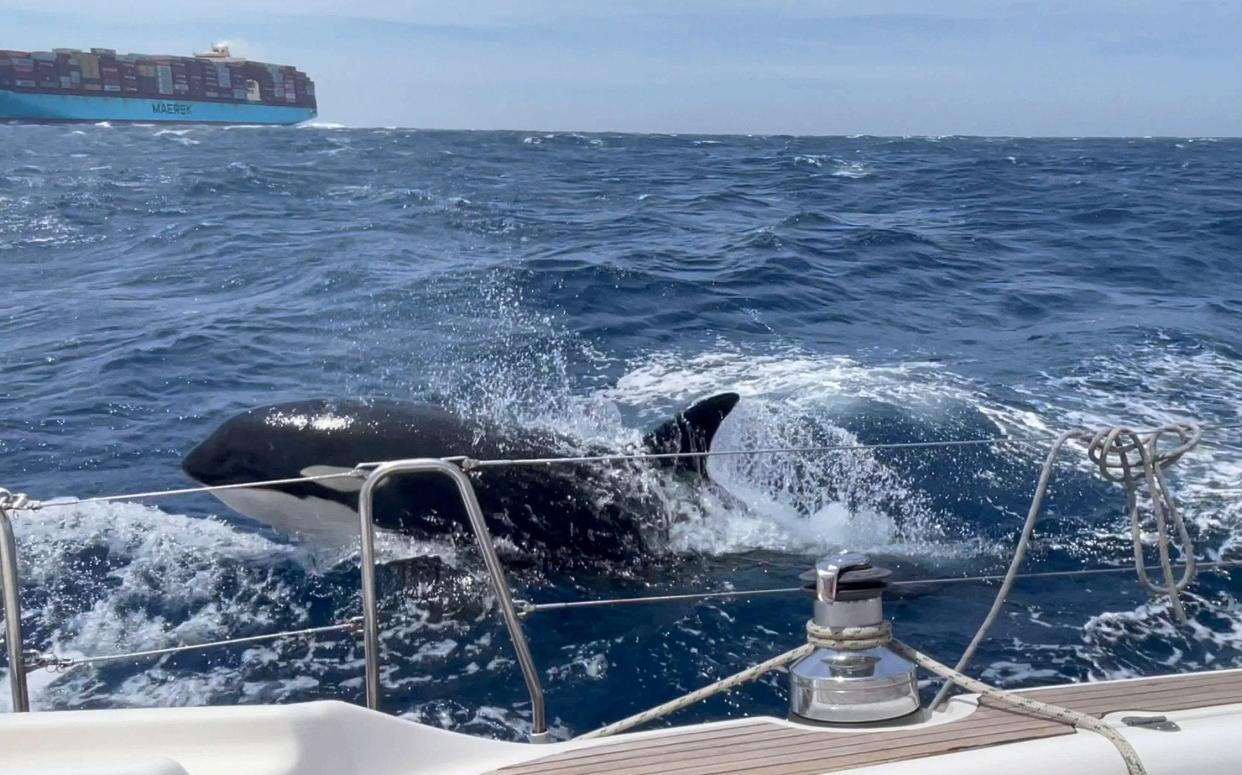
xmin=575 ymin=643 xmax=814 ymax=740
xmin=1085 ymin=424 xmax=1200 ymax=622
xmin=579 ymin=619 xmax=1146 ymax=774
xmin=812 ymin=623 xmax=1148 ymax=775
xmin=890 ymin=640 xmax=1146 ymax=775
xmin=805 ymin=619 xmax=1144 ymax=775
xmin=576 ymin=620 xmax=898 ymax=739
xmin=805 ymin=620 xmax=892 ymax=651
xmin=930 ymin=422 xmax=1201 ymax=711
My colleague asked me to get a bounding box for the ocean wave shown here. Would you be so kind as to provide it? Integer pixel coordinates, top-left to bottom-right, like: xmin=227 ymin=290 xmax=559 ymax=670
xmin=6 ymin=128 xmax=1242 ymax=731
xmin=790 ymin=154 xmax=872 ymax=178
xmin=522 ymin=132 xmax=603 ymax=148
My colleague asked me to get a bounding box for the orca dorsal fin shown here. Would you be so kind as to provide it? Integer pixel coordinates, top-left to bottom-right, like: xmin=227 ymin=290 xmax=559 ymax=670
xmin=642 ymin=392 xmax=740 ymax=475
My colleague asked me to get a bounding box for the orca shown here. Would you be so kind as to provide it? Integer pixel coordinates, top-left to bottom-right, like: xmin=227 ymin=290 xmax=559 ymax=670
xmin=182 ymin=393 xmax=740 ymax=560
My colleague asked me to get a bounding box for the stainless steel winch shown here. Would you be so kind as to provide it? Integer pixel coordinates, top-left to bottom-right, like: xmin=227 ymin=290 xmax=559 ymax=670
xmin=788 ymin=552 xmax=921 ymax=724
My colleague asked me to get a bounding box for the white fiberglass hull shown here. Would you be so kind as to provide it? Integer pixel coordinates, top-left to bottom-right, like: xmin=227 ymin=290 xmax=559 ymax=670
xmin=3 ymin=671 xmax=1241 ymax=775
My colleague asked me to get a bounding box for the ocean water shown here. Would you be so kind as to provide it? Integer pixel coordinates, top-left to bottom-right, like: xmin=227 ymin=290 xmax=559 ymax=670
xmin=3 ymin=125 xmax=1242 ymax=737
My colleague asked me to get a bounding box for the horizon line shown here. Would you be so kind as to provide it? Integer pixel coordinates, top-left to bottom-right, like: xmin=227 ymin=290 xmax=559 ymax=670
xmin=304 ymin=125 xmax=1242 ymax=140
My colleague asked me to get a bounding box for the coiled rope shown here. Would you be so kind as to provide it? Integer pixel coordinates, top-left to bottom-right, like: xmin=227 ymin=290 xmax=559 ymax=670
xmin=1087 ymin=424 xmax=1200 ymax=621
xmin=929 ymin=422 xmax=1201 ymax=712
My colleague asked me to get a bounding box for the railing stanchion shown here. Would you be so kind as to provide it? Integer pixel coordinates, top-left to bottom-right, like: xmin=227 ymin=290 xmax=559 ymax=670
xmin=357 ymin=459 xmax=548 ymax=741
xmin=0 ymin=498 xmax=29 ymax=712
xmin=357 ymin=470 xmax=383 ymax=712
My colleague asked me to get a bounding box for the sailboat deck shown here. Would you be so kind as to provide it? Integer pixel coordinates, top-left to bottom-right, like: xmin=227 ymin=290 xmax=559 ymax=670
xmin=498 ymin=669 xmax=1242 ymax=775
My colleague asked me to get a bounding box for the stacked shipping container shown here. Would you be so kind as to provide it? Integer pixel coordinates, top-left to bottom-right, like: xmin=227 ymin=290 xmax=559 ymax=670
xmin=0 ymin=47 xmax=315 ymax=108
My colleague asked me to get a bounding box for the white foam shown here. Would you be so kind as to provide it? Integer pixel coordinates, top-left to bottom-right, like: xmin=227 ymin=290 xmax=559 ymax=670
xmin=594 ymin=349 xmax=995 ymax=557
xmin=992 ymin=341 xmax=1242 ymax=679
xmin=606 ymin=350 xmax=979 ymax=414
xmin=832 ymin=161 xmax=871 ymax=178
xmin=980 ymin=661 xmax=1061 ymax=683
xmin=520 ymin=133 xmax=602 ymax=148
xmin=1006 ymin=343 xmax=1242 ymax=548
xmin=792 ymin=155 xmax=871 ymax=178
xmin=0 ymin=502 xmax=293 ymax=709
xmin=152 ymin=128 xmax=200 ymax=146
xmin=0 ymin=500 xmax=456 ymax=712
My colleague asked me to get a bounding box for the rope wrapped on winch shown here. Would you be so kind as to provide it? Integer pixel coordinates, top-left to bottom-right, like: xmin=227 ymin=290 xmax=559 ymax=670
xmin=804 ymin=619 xmax=892 ymax=651
xmin=810 ymin=621 xmax=1148 ymax=775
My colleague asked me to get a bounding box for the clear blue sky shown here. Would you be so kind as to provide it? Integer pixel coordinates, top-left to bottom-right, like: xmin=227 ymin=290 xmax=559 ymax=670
xmin=4 ymin=1 xmax=1239 ymax=135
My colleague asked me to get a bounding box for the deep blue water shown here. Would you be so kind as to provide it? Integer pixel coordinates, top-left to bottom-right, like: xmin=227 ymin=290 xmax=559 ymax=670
xmin=3 ymin=126 xmax=1242 ymax=737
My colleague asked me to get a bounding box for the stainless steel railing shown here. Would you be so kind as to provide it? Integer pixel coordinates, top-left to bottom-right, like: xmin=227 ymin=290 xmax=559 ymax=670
xmin=0 ymin=493 xmax=29 ymax=712
xmin=356 ymin=459 xmax=547 ymax=741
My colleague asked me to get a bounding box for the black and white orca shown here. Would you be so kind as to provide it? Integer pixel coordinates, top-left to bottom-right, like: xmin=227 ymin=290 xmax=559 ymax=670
xmin=182 ymin=393 xmax=740 ymax=559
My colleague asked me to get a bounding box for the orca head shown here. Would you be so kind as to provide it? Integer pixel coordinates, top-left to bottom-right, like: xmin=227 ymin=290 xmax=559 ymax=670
xmin=182 ymin=399 xmax=403 ymax=484
xmin=182 ymin=409 xmax=264 ymax=487
xmin=182 ymin=400 xmax=381 ymax=545
xmin=184 ymin=402 xmax=321 ymax=486
xmin=641 ymin=392 xmax=740 ymax=476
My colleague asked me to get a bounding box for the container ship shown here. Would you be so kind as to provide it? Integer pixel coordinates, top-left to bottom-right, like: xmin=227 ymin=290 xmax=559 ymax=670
xmin=0 ymin=45 xmax=316 ymax=125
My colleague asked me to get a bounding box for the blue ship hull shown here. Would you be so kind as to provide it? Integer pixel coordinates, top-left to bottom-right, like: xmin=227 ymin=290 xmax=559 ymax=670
xmin=0 ymin=89 xmax=315 ymax=125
